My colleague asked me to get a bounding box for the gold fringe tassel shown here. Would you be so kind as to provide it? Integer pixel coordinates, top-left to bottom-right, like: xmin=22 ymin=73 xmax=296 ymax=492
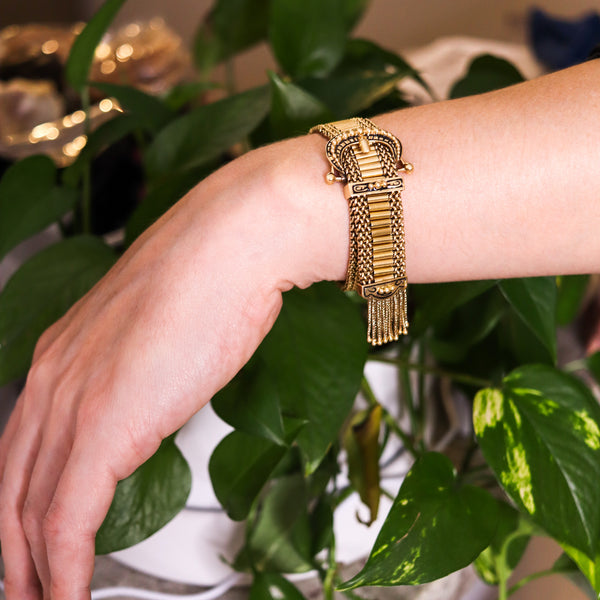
xmin=367 ymin=287 xmax=408 ymax=346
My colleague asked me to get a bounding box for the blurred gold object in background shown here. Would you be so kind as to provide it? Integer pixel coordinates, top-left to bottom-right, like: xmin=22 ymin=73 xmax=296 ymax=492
xmin=0 ymin=20 xmax=191 ymax=166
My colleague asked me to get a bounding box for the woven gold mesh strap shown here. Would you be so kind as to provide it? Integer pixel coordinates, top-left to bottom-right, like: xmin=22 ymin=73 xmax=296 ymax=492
xmin=310 ymin=117 xmax=413 ymax=345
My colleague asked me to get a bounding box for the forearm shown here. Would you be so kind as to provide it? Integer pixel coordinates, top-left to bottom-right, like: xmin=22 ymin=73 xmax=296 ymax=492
xmin=267 ymin=59 xmax=600 ymax=290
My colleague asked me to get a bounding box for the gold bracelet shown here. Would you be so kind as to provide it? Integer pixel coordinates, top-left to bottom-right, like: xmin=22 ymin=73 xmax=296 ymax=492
xmin=310 ymin=117 xmax=413 ymax=345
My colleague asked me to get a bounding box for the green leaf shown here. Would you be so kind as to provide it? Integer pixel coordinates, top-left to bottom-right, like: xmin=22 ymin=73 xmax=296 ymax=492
xmin=499 ymin=277 xmax=557 ymax=362
xmin=556 ymin=274 xmax=589 ymax=326
xmin=309 ymin=496 xmax=333 ymax=556
xmin=0 ymin=156 xmax=77 ymax=260
xmin=163 ymin=81 xmax=221 ymax=111
xmin=343 ymin=405 xmax=382 ymax=525
xmin=339 ymin=38 xmax=415 ymax=74
xmin=65 ymin=0 xmax=127 ymax=92
xmin=456 ymin=292 xmax=506 ymax=349
xmin=212 ymin=361 xmax=285 ymax=445
xmin=502 ymin=307 xmax=554 ymax=366
xmin=301 ymin=72 xmax=408 ymax=119
xmin=474 ymin=365 xmax=600 ymax=559
xmin=269 ymin=0 xmax=346 ymax=78
xmin=450 ymin=54 xmax=525 ymax=99
xmin=411 ymin=280 xmax=497 ymax=334
xmin=474 ymin=501 xmax=531 ymax=586
xmin=96 ymin=436 xmax=191 ymax=553
xmin=241 ymin=474 xmax=313 ymax=573
xmin=339 ymin=452 xmax=498 ymax=589
xmin=91 ymin=82 xmax=174 ymax=130
xmin=587 ymin=352 xmax=600 ymax=385
xmin=193 ymin=0 xmax=270 ymax=73
xmin=62 ymin=113 xmax=142 ymax=186
xmin=0 ymin=236 xmax=116 ymax=384
xmin=209 ymin=430 xmax=291 ymax=521
xmin=337 ymin=38 xmax=431 ymax=97
xmin=258 ymin=283 xmax=367 ymax=473
xmin=341 ymin=0 xmax=370 ymax=32
xmin=144 ymin=86 xmax=270 ymax=178
xmin=268 ymin=71 xmax=332 ymax=140
xmin=124 ymin=165 xmax=212 ymax=245
xmin=249 ymin=572 xmax=307 ymax=600
xmin=556 ymin=547 xmax=600 ymax=597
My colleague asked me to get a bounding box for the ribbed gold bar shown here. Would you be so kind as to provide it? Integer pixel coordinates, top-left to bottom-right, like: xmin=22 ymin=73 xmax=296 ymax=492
xmin=367 ymin=194 xmax=389 ymax=204
xmin=374 ymin=267 xmax=395 ymax=278
xmin=373 ymin=249 xmax=393 ymax=260
xmin=368 ymin=200 xmax=389 ymax=210
xmin=371 ymin=225 xmax=392 ymax=235
xmin=369 ymin=208 xmax=389 ymax=218
xmin=362 ymin=166 xmax=384 ymax=176
xmin=358 ymin=156 xmax=382 ymax=166
xmin=372 ymin=231 xmax=393 ymax=241
xmin=356 ymin=150 xmax=378 ymax=159
xmin=372 ymin=239 xmax=393 ymax=249
xmin=369 ymin=217 xmax=390 ymax=227
xmin=373 ymin=256 xmax=393 ymax=267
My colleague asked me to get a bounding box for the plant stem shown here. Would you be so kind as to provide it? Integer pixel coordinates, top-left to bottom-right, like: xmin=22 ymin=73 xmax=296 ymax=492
xmin=497 ymin=553 xmax=510 ymax=600
xmin=459 ymin=440 xmax=479 ymax=475
xmin=380 ymin=486 xmax=394 ymax=501
xmin=416 ymin=340 xmax=427 ymax=436
xmin=323 ymin=535 xmax=337 ymax=600
xmin=81 ymin=87 xmax=92 ymax=234
xmin=224 ymin=57 xmax=236 ymax=96
xmin=361 ymin=376 xmax=419 ymax=459
xmin=506 ymin=567 xmax=570 ymax=597
xmin=399 ymin=353 xmax=420 ymax=443
xmin=368 ymin=355 xmax=493 ymax=388
xmin=496 ymin=527 xmax=536 ymax=599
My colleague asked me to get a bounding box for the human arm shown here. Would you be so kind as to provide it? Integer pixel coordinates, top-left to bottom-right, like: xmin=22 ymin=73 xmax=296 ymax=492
xmin=1 ymin=59 xmax=600 ymax=600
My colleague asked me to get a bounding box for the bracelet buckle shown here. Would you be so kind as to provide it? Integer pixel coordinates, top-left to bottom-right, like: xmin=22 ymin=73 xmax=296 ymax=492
xmin=324 ymin=126 xmax=403 ymax=178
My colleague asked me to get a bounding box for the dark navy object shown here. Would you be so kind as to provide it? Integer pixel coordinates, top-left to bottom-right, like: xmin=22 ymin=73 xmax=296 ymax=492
xmin=529 ymin=8 xmax=600 ymax=70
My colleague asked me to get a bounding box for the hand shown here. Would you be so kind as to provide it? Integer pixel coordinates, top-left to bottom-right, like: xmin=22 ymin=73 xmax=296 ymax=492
xmin=0 ymin=136 xmax=348 ymax=600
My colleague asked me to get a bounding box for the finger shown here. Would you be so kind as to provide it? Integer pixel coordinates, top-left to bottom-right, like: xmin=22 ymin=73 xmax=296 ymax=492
xmin=0 ymin=408 xmax=45 ymax=600
xmin=44 ymin=441 xmax=119 ymax=600
xmin=0 ymin=396 xmax=23 ymax=473
xmin=21 ymin=410 xmax=75 ymax=596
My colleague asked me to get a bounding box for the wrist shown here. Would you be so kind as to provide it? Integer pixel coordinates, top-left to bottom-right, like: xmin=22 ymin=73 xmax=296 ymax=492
xmin=261 ymin=134 xmax=350 ymax=289
xmin=181 ymin=134 xmax=349 ymax=299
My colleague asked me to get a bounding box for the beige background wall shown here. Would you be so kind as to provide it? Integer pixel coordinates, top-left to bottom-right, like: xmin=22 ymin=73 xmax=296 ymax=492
xmin=81 ymin=0 xmax=600 ymax=90
xmin=84 ymin=0 xmax=600 ymax=48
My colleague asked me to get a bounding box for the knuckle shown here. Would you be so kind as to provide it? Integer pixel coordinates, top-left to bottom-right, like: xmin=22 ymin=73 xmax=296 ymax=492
xmin=21 ymin=501 xmax=44 ymax=546
xmin=32 ymin=323 xmax=59 ymax=362
xmin=24 ymin=357 xmax=56 ymax=397
xmin=41 ymin=502 xmax=66 ymax=542
xmin=3 ymin=576 xmax=40 ymax=600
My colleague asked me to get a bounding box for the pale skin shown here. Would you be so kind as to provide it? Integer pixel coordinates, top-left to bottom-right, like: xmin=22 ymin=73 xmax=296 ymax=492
xmin=1 ymin=59 xmax=600 ymax=600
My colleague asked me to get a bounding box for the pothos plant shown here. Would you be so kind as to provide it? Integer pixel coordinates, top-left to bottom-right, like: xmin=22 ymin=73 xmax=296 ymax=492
xmin=0 ymin=0 xmax=599 ymax=598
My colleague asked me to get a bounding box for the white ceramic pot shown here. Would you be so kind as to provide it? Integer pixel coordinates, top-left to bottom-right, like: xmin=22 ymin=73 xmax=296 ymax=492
xmin=111 ymin=360 xmax=411 ymax=586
